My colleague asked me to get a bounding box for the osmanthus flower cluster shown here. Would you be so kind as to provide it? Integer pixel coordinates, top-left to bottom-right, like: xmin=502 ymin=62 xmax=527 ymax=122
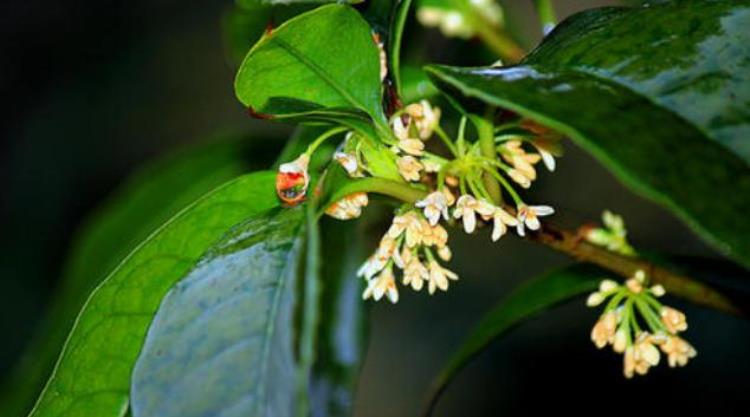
xmin=417 ymin=0 xmax=505 ymax=40
xmin=587 ymin=270 xmax=697 ymax=378
xmin=276 ymin=98 xmax=561 ymax=304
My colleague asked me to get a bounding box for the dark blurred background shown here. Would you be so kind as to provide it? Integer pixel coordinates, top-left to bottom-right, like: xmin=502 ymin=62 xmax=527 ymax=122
xmin=1 ymin=1 xmax=748 ymax=416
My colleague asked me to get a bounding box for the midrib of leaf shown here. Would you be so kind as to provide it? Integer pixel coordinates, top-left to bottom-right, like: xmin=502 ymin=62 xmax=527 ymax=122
xmin=254 ymin=225 xmax=304 ymax=416
xmin=272 ymin=36 xmax=375 ymax=119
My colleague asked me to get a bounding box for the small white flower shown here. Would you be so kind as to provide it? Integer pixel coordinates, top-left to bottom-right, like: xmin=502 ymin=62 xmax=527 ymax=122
xmin=437 ymin=245 xmax=452 ymax=261
xmin=623 ymin=333 xmax=660 ymax=377
xmin=363 ymin=266 xmax=399 ymax=303
xmin=586 ymin=292 xmax=605 ymax=307
xmin=357 ymin=254 xmax=386 ymax=280
xmin=325 ymin=192 xmax=368 ymax=220
xmin=391 ymin=116 xmax=410 ymax=141
xmin=489 ymin=206 xmax=518 ymax=241
xmin=650 ymin=284 xmax=665 ymax=297
xmin=507 ymin=168 xmax=532 ymax=189
xmin=659 ymin=335 xmax=697 ymax=368
xmin=599 ymin=279 xmax=619 ymax=293
xmin=591 ymin=310 xmax=618 ymax=349
xmin=420 ymin=221 xmax=449 ymax=248
xmin=333 ymin=151 xmax=360 ymax=177
xmin=515 ymin=204 xmax=554 ymax=236
xmin=396 ymin=155 xmax=423 ymax=182
xmin=415 ymin=191 xmax=451 ymax=225
xmin=405 ymin=100 xmax=441 ymax=140
xmin=660 ymin=306 xmax=688 ymax=333
xmin=427 ymin=260 xmax=458 ymax=294
xmin=397 ymin=138 xmax=425 ymax=156
xmin=387 ymin=212 xmax=424 ymax=248
xmin=613 ymin=328 xmax=628 ymax=353
xmin=453 ymin=195 xmax=495 ymax=234
xmin=401 ymin=250 xmax=428 ymax=291
xmin=626 ymin=270 xmax=646 ymax=293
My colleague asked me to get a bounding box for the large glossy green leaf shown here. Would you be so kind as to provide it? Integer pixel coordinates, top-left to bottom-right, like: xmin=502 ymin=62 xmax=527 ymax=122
xmin=526 ymin=1 xmax=750 ymax=157
xmin=423 ymin=264 xmax=601 ymax=415
xmin=235 ymin=5 xmax=385 ymax=125
xmin=0 ymin=137 xmax=266 ymax=417
xmin=425 ymin=2 xmax=750 ymax=269
xmin=29 ymin=171 xmax=279 ymax=417
xmin=130 ymin=207 xmax=305 ymax=417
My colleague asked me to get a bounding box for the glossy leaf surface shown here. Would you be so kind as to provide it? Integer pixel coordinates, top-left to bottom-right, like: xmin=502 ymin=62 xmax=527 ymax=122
xmin=426 ymin=2 xmax=750 ymax=268
xmin=131 ymin=208 xmax=305 ymax=417
xmin=526 ymin=1 xmax=750 ymax=158
xmin=235 ymin=5 xmax=384 ymax=124
xmin=29 ymin=171 xmax=279 ymax=417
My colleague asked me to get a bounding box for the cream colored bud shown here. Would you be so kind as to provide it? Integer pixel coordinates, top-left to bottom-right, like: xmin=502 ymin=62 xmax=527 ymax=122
xmin=586 ymin=292 xmax=605 ymax=307
xmin=599 ymin=279 xmax=619 ymax=293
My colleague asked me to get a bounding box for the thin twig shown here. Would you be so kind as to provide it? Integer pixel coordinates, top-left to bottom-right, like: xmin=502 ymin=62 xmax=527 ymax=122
xmin=526 ymin=221 xmax=743 ymax=317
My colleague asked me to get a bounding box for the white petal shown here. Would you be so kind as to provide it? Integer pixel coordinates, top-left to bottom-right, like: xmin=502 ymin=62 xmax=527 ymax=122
xmin=462 ymin=212 xmax=476 ymax=233
xmin=540 ymin=149 xmax=556 ymax=172
xmin=532 ymin=205 xmax=555 ymax=216
xmin=387 ymin=287 xmax=399 ymax=303
xmin=525 ymin=216 xmax=541 ymax=231
xmin=516 ymin=222 xmax=526 ymax=237
xmin=491 ymin=219 xmax=505 ymax=241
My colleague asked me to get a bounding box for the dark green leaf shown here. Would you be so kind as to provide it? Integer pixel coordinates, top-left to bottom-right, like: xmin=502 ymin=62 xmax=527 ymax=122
xmin=0 ymin=137 xmax=267 ymax=417
xmin=424 ymin=264 xmax=601 ymax=415
xmin=425 ymin=2 xmax=750 ymax=269
xmin=525 ymin=2 xmax=750 ymax=157
xmin=235 ymin=5 xmax=386 ymax=126
xmin=400 ymin=65 xmax=439 ymax=103
xmin=29 ymin=171 xmax=279 ymax=417
xmin=131 ymin=207 xmax=305 ymax=417
xmin=310 ymin=219 xmax=368 ymax=417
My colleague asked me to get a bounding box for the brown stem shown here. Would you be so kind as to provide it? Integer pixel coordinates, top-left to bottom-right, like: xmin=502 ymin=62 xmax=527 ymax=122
xmin=528 ymin=221 xmax=742 ymax=317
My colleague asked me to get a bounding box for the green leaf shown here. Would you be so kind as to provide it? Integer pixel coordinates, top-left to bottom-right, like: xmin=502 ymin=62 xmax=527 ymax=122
xmin=310 ymin=219 xmax=368 ymax=417
xmin=131 ymin=207 xmax=305 ymax=417
xmin=423 ymin=264 xmax=601 ymax=415
xmin=401 ymin=65 xmax=439 ymax=103
xmin=526 ymin=2 xmax=750 ymax=156
xmin=29 ymin=171 xmax=279 ymax=417
xmin=0 ymin=137 xmax=265 ymax=417
xmin=425 ymin=1 xmax=750 ymax=269
xmin=235 ymin=4 xmax=386 ymax=126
